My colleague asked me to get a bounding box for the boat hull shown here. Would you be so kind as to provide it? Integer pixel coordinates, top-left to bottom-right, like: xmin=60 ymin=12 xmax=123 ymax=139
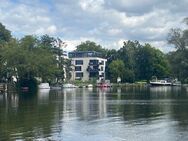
xmin=150 ymin=82 xmax=171 ymax=86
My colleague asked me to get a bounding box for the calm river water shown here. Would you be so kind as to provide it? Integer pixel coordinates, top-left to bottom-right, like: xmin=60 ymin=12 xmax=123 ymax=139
xmin=0 ymin=86 xmax=188 ymax=141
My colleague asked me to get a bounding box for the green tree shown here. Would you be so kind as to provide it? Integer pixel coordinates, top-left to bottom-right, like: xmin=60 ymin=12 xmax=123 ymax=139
xmin=0 ymin=23 xmax=11 ymax=45
xmin=107 ymin=40 xmax=169 ymax=82
xmin=0 ymin=23 xmax=12 ymax=82
xmin=167 ymin=18 xmax=188 ymax=82
xmin=1 ymin=35 xmax=58 ymax=85
xmin=40 ymin=34 xmax=55 ymax=49
xmin=109 ymin=60 xmax=125 ymax=82
xmin=76 ymin=40 xmax=107 ymax=56
xmin=117 ymin=40 xmax=141 ymax=82
xmin=136 ymin=44 xmax=170 ymax=81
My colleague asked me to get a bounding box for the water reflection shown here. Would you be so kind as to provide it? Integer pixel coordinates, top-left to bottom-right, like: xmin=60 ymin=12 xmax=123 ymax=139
xmin=0 ymin=87 xmax=188 ymax=140
xmin=150 ymin=86 xmax=181 ymax=93
xmin=37 ymin=89 xmax=50 ymax=104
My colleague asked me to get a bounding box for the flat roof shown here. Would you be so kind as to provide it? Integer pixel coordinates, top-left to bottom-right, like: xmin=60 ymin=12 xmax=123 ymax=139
xmin=68 ymin=51 xmax=105 ymax=58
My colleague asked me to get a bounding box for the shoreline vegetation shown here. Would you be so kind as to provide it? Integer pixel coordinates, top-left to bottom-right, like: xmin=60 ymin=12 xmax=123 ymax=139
xmin=1 ymin=81 xmax=188 ymax=94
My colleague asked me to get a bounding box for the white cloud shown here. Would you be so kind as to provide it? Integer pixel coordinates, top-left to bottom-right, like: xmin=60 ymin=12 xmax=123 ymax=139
xmin=0 ymin=0 xmax=187 ymax=52
xmin=107 ymin=28 xmax=122 ymax=36
xmin=0 ymin=0 xmax=54 ymax=36
xmin=47 ymin=25 xmax=57 ymax=34
xmin=35 ymin=25 xmax=57 ymax=35
xmin=79 ymin=0 xmax=104 ymax=12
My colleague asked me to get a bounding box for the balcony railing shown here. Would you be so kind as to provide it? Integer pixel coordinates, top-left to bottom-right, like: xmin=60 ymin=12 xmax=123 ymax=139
xmin=87 ymin=67 xmax=99 ymax=72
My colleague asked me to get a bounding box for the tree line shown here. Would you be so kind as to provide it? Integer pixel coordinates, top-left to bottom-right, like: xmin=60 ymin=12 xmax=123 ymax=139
xmin=0 ymin=18 xmax=188 ymax=85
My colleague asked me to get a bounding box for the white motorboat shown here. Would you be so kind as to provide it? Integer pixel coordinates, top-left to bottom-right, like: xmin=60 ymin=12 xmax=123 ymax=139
xmin=87 ymin=84 xmax=93 ymax=88
xmin=150 ymin=80 xmax=171 ymax=86
xmin=63 ymin=83 xmax=77 ymax=88
xmin=38 ymin=83 xmax=50 ymax=89
xmin=150 ymin=77 xmax=181 ymax=86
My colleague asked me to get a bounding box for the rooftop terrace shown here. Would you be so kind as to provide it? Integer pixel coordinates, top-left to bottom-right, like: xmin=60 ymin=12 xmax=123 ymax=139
xmin=68 ymin=51 xmax=103 ymax=58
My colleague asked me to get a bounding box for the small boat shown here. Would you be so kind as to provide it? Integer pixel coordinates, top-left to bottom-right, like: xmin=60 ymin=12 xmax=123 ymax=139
xmin=63 ymin=83 xmax=77 ymax=88
xmin=87 ymin=84 xmax=93 ymax=88
xmin=50 ymin=84 xmax=62 ymax=90
xmin=96 ymin=80 xmax=112 ymax=88
xmin=150 ymin=80 xmax=171 ymax=86
xmin=38 ymin=83 xmax=50 ymax=89
xmin=150 ymin=77 xmax=181 ymax=86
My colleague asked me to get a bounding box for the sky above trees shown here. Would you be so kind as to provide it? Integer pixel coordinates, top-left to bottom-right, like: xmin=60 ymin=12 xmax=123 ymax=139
xmin=0 ymin=0 xmax=187 ymax=52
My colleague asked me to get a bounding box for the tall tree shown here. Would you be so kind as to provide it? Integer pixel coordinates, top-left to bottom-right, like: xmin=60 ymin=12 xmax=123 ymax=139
xmin=1 ymin=35 xmax=58 ymax=84
xmin=0 ymin=23 xmax=11 ymax=45
xmin=0 ymin=23 xmax=12 ymax=82
xmin=167 ymin=17 xmax=188 ymax=82
xmin=136 ymin=44 xmax=170 ymax=81
xmin=117 ymin=40 xmax=141 ymax=82
xmin=167 ymin=18 xmax=188 ymax=50
xmin=40 ymin=34 xmax=56 ymax=49
xmin=76 ymin=40 xmax=107 ymax=56
xmin=108 ymin=60 xmax=125 ymax=82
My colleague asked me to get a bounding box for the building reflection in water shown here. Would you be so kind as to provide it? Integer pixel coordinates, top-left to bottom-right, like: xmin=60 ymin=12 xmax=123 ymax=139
xmin=60 ymin=88 xmax=109 ymax=120
xmin=62 ymin=88 xmax=77 ymax=120
xmin=97 ymin=88 xmax=107 ymax=118
xmin=0 ymin=92 xmax=19 ymax=110
xmin=37 ymin=89 xmax=50 ymax=104
xmin=10 ymin=94 xmax=19 ymax=108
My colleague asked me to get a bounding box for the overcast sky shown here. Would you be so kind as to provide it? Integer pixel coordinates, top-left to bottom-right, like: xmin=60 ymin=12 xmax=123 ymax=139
xmin=0 ymin=0 xmax=188 ymax=52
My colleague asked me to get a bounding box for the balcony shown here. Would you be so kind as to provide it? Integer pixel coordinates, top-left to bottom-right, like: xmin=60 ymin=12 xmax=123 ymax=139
xmin=87 ymin=66 xmax=99 ymax=72
xmin=89 ymin=62 xmax=99 ymax=66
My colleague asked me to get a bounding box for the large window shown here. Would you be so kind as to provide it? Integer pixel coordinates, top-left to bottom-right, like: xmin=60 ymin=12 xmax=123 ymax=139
xmin=75 ymin=60 xmax=83 ymax=65
xmin=76 ymin=72 xmax=83 ymax=77
xmin=75 ymin=66 xmax=81 ymax=71
xmin=89 ymin=59 xmax=98 ymax=65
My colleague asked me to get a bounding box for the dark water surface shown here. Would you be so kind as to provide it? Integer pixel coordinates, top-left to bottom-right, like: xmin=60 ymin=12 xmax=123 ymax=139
xmin=1 ymin=86 xmax=188 ymax=141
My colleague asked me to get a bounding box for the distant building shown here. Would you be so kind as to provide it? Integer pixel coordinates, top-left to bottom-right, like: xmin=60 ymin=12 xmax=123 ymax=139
xmin=68 ymin=51 xmax=107 ymax=82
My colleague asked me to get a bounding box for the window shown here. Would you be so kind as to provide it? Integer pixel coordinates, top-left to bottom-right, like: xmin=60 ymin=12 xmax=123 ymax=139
xmin=75 ymin=60 xmax=83 ymax=65
xmin=76 ymin=72 xmax=83 ymax=77
xmin=75 ymin=66 xmax=81 ymax=71
xmin=89 ymin=60 xmax=98 ymax=65
xmin=99 ymin=73 xmax=104 ymax=77
xmin=101 ymin=66 xmax=104 ymax=71
xmin=100 ymin=61 xmax=104 ymax=65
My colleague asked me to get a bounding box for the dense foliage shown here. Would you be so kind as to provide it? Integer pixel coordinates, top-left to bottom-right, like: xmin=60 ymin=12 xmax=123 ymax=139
xmin=167 ymin=18 xmax=188 ymax=83
xmin=0 ymin=24 xmax=69 ymax=86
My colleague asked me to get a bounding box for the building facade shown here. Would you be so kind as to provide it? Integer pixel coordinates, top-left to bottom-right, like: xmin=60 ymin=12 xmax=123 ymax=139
xmin=68 ymin=51 xmax=107 ymax=82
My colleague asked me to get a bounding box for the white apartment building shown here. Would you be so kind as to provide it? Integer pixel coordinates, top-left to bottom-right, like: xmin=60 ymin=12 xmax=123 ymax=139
xmin=68 ymin=51 xmax=107 ymax=82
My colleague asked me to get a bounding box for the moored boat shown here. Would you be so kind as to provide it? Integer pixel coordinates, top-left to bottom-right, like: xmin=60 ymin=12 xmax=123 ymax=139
xmin=150 ymin=77 xmax=181 ymax=86
xmin=96 ymin=80 xmax=112 ymax=88
xmin=150 ymin=80 xmax=171 ymax=86
xmin=63 ymin=83 xmax=77 ymax=88
xmin=38 ymin=83 xmax=50 ymax=89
